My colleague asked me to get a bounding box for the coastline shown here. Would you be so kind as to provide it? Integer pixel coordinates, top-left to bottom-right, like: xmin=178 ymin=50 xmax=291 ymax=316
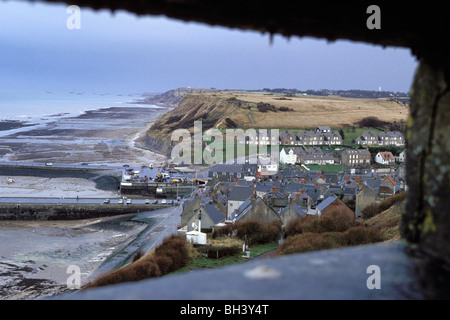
xmin=0 ymin=105 xmax=170 ymax=166
xmin=0 ymin=103 xmax=176 ymax=300
xmin=0 ymin=213 xmax=150 ymax=300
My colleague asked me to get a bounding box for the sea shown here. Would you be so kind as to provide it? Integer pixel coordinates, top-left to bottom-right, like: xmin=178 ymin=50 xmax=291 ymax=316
xmin=0 ymin=90 xmax=156 ymax=133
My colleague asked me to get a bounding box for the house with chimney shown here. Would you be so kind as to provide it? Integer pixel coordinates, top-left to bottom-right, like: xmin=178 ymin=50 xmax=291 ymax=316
xmin=278 ymin=200 xmax=307 ymax=228
xmin=226 ymin=185 xmax=254 ymax=220
xmin=234 ymin=196 xmax=281 ymax=224
xmin=315 ymin=126 xmax=332 ymax=133
xmin=378 ymin=176 xmax=396 ymax=197
xmin=323 ymin=131 xmax=343 ymax=146
xmin=315 ymin=194 xmax=354 ymax=216
xmin=186 ymin=203 xmax=226 ymax=232
xmin=208 ymin=163 xmax=244 ymax=180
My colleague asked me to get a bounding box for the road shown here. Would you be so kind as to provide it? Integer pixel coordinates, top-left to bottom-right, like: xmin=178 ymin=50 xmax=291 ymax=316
xmin=137 ymin=201 xmax=184 ymax=253
xmin=0 ymin=196 xmax=179 ymax=205
xmin=90 ymin=200 xmax=184 ymax=275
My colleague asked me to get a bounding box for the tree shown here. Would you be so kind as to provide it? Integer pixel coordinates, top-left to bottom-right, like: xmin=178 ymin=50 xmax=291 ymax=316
xmin=339 ymin=129 xmax=345 ymax=140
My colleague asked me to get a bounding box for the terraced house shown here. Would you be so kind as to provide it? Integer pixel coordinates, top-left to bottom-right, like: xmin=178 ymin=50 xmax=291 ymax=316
xmin=354 ymin=131 xmax=405 ymax=147
xmin=280 ymin=131 xmax=297 ymax=145
xmin=280 ymin=128 xmax=342 ymax=146
xmin=378 ymin=131 xmax=405 ymax=146
xmin=354 ymin=131 xmax=380 ymax=146
xmin=296 ymin=131 xmax=324 ymax=146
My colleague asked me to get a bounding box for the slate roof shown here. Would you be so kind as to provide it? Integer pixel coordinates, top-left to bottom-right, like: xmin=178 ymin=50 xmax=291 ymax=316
xmin=209 ymin=163 xmax=243 ymax=174
xmin=203 ymin=203 xmax=226 ymax=224
xmin=228 ymin=185 xmax=254 ymax=201
xmin=278 ymin=203 xmax=306 ymax=217
xmin=316 ymin=195 xmax=339 ymax=212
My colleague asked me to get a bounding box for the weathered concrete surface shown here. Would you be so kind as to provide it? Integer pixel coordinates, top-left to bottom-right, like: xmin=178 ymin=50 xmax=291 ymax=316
xmin=57 ymin=241 xmax=447 ymax=300
xmin=401 ymin=60 xmax=450 ymax=262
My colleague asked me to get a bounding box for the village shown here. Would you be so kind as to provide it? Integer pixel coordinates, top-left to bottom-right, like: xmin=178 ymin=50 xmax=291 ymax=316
xmin=177 ymin=126 xmax=406 ymax=244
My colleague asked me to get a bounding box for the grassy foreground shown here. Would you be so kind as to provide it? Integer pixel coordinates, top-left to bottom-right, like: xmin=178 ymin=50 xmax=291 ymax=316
xmin=176 ymin=240 xmax=279 ymax=273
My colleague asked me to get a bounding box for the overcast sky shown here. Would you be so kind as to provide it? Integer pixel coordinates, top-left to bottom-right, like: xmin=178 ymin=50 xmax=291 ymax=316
xmin=0 ymin=1 xmax=418 ymax=94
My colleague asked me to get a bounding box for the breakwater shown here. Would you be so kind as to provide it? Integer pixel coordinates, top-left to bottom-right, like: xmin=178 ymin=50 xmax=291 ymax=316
xmin=0 ymin=203 xmax=170 ymax=221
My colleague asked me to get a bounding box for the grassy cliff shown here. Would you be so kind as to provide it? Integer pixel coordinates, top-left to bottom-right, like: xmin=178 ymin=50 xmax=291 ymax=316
xmin=143 ymin=91 xmax=409 ymax=155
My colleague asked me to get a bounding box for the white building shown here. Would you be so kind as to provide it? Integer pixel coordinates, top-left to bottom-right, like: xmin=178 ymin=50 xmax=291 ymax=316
xmin=375 ymin=151 xmax=396 ymax=165
xmin=280 ymin=148 xmax=297 ymax=165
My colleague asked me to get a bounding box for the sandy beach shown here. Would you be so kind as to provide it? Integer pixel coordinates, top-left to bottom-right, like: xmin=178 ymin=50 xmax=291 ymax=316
xmin=0 ymin=215 xmax=150 ymax=300
xmin=0 ymin=106 xmax=169 ymax=167
xmin=0 ymin=176 xmax=118 ymax=199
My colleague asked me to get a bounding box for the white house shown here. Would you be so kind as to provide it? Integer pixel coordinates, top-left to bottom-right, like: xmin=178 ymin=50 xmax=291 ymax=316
xmin=375 ymin=151 xmax=396 ymax=165
xmin=280 ymin=148 xmax=297 ymax=165
xmin=397 ymin=150 xmax=406 ymax=163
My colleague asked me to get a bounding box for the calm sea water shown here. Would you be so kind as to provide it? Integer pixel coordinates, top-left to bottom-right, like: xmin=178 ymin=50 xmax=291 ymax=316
xmin=0 ymin=90 xmax=152 ymax=122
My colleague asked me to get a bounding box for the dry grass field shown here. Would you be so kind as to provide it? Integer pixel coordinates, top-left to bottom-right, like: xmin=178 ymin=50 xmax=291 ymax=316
xmin=145 ymin=90 xmax=409 ymax=154
xmin=212 ymin=91 xmax=409 ymax=129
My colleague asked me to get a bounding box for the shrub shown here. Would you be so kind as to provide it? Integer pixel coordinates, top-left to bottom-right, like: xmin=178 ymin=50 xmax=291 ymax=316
xmin=285 ymin=215 xmax=319 ymax=237
xmin=259 ymin=221 xmax=282 ymax=243
xmin=342 ymin=226 xmax=384 ymax=246
xmin=361 ymin=191 xmax=406 ymax=219
xmin=377 ymin=191 xmax=406 ymax=213
xmin=132 ymin=250 xmax=143 ymax=262
xmin=317 ymin=210 xmax=355 ymax=233
xmin=85 ymin=235 xmax=189 ymax=289
xmin=356 ymin=116 xmax=388 ymax=128
xmin=276 ymin=233 xmax=340 ymax=255
xmin=213 ymin=223 xmax=235 ymax=238
xmin=86 ymin=259 xmax=162 ymax=288
xmin=154 ymin=235 xmax=190 ymax=270
xmin=236 ymin=220 xmax=262 ymax=242
xmin=256 ymin=102 xmax=277 ymax=113
xmin=213 ymin=220 xmax=281 ymax=245
xmin=361 ymin=203 xmax=379 ymax=219
xmin=153 ymin=255 xmax=173 ymax=274
xmin=128 ymin=259 xmax=162 ymax=281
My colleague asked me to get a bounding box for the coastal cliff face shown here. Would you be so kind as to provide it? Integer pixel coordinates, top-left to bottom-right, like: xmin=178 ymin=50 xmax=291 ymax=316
xmin=142 ymin=88 xmax=220 ymax=108
xmin=143 ymin=92 xmax=243 ymax=156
